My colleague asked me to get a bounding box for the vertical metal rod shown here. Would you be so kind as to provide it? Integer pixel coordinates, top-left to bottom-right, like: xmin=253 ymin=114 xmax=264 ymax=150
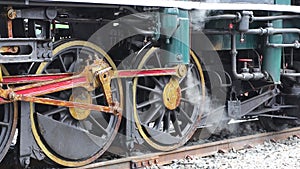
xmin=7 ymin=20 xmax=13 ymax=38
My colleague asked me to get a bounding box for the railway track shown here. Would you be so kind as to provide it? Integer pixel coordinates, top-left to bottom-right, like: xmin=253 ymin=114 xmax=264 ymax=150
xmin=78 ymin=126 xmax=300 ymax=169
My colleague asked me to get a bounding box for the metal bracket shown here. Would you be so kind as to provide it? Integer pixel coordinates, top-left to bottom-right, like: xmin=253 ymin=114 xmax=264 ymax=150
xmin=13 ymin=7 xmax=57 ymax=20
xmin=227 ymin=100 xmax=241 ymax=118
xmin=19 ymin=102 xmax=45 ymax=167
xmin=124 ymin=81 xmax=136 ymax=150
xmin=0 ymin=38 xmax=52 ymax=63
xmin=227 ymin=88 xmax=279 ymax=118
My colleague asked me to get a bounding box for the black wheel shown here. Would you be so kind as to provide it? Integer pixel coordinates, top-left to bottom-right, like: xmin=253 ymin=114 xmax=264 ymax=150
xmin=132 ymin=48 xmax=206 ymax=151
xmin=0 ymin=102 xmax=17 ymax=162
xmin=30 ymin=40 xmax=123 ymax=167
xmin=0 ymin=65 xmax=17 ymax=163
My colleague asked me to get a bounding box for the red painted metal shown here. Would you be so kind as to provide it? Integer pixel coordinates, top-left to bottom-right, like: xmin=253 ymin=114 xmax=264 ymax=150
xmin=0 ymin=66 xmax=180 ymax=111
xmin=15 ymin=77 xmax=87 ymax=96
xmin=238 ymin=58 xmax=253 ymax=62
xmin=2 ymin=73 xmax=73 ymax=84
xmin=115 ymin=68 xmax=178 ymax=78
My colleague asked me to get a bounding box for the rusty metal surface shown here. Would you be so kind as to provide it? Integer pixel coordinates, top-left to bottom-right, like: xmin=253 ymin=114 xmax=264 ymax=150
xmin=163 ymin=77 xmax=181 ymax=110
xmin=0 ymin=60 xmax=182 ymax=112
xmin=79 ymin=127 xmax=300 ymax=169
xmin=0 ymin=46 xmax=18 ymax=54
xmin=19 ymin=95 xmax=114 ymax=113
xmin=113 ymin=66 xmax=181 ymax=78
xmin=7 ymin=20 xmax=13 ymax=38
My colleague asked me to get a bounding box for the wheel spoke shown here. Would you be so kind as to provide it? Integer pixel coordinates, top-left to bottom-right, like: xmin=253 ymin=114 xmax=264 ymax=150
xmin=87 ymin=115 xmax=108 ymax=135
xmin=151 ymin=76 xmax=164 ymax=89
xmin=181 ymin=82 xmax=201 ymax=92
xmin=44 ymin=69 xmax=49 ymax=74
xmin=171 ymin=112 xmax=183 ymax=137
xmin=163 ymin=111 xmax=171 ymax=133
xmin=60 ymin=113 xmax=69 ymax=122
xmin=92 ymin=93 xmax=104 ymax=99
xmin=143 ymin=105 xmax=162 ymax=124
xmin=59 ymin=54 xmax=67 ymax=72
xmin=144 ymin=65 xmax=164 ymax=88
xmin=154 ymin=109 xmax=165 ymax=130
xmin=44 ymin=107 xmax=67 ymax=116
xmin=68 ymin=62 xmax=76 ymax=72
xmin=92 ymin=88 xmax=117 ymax=99
xmin=44 ymin=94 xmax=64 ymax=100
xmin=137 ymin=84 xmax=161 ymax=94
xmin=137 ymin=97 xmax=161 ymax=109
xmin=181 ymin=98 xmax=197 ymax=105
xmin=76 ymin=48 xmax=80 ymax=60
xmin=179 ymin=107 xmax=193 ymax=124
xmin=155 ymin=52 xmax=162 ymax=68
xmin=0 ymin=122 xmax=9 ymax=126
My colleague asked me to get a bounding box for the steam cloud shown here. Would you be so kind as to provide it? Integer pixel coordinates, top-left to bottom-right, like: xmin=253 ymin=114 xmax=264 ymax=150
xmin=190 ymin=0 xmax=221 ymax=30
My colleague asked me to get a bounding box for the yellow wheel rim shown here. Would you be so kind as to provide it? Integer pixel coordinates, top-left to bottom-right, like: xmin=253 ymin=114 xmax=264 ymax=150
xmin=133 ymin=48 xmax=206 ymax=151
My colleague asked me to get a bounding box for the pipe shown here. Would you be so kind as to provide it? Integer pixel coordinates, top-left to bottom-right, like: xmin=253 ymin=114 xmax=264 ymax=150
xmin=253 ymin=15 xmax=300 ymax=21
xmin=231 ymin=33 xmax=265 ymax=80
xmin=205 ymin=14 xmax=240 ymax=21
xmin=266 ymin=36 xmax=300 ymax=48
xmin=281 ymin=73 xmax=300 ymax=77
xmin=246 ymin=28 xmax=300 ymax=35
xmin=201 ymin=30 xmax=230 ymax=34
xmin=267 ymin=28 xmax=300 ymax=34
xmin=206 ymin=14 xmax=300 ymax=22
xmin=267 ymin=42 xmax=300 ymax=48
xmin=202 ymin=28 xmax=300 ymax=35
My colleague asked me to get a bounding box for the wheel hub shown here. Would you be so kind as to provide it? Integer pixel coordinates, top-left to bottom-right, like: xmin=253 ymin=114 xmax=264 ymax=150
xmin=69 ymin=88 xmax=92 ymax=120
xmin=163 ymin=77 xmax=181 ymax=110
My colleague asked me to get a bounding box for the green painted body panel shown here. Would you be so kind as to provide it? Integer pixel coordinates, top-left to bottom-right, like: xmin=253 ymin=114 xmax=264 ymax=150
xmin=262 ymin=27 xmax=283 ymax=83
xmin=283 ymin=19 xmax=300 ymax=44
xmin=206 ymin=20 xmax=260 ymax=50
xmin=208 ymin=34 xmax=258 ymax=50
xmin=161 ymin=8 xmax=190 ymax=64
xmin=262 ymin=0 xmax=290 ymax=83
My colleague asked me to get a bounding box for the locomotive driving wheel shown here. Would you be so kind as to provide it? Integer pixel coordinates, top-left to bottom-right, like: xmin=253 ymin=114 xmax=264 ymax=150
xmin=132 ymin=48 xmax=205 ymax=151
xmin=30 ymin=40 xmax=123 ymax=167
xmin=0 ymin=66 xmax=18 ymax=163
xmin=0 ymin=102 xmax=17 ymax=162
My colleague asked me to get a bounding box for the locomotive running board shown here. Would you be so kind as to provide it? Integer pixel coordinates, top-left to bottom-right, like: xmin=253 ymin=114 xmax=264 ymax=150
xmin=21 ymin=1 xmax=300 ymax=14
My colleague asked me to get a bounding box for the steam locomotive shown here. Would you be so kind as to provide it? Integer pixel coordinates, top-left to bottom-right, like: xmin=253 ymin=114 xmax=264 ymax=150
xmin=0 ymin=0 xmax=300 ymax=167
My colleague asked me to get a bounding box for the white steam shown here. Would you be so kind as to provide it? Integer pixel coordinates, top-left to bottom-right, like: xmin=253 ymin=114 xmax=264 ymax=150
xmin=184 ymin=65 xmax=227 ymax=140
xmin=190 ymin=0 xmax=221 ymax=30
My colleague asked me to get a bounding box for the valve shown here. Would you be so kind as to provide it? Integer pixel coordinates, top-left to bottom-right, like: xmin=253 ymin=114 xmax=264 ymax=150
xmin=238 ymin=58 xmax=253 ymax=73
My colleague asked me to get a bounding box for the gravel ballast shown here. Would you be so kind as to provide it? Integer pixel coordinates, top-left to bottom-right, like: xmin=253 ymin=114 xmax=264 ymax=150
xmin=162 ymin=136 xmax=300 ymax=169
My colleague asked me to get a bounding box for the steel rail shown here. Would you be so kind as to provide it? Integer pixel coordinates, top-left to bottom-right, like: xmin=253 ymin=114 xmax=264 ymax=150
xmin=78 ymin=127 xmax=300 ymax=169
